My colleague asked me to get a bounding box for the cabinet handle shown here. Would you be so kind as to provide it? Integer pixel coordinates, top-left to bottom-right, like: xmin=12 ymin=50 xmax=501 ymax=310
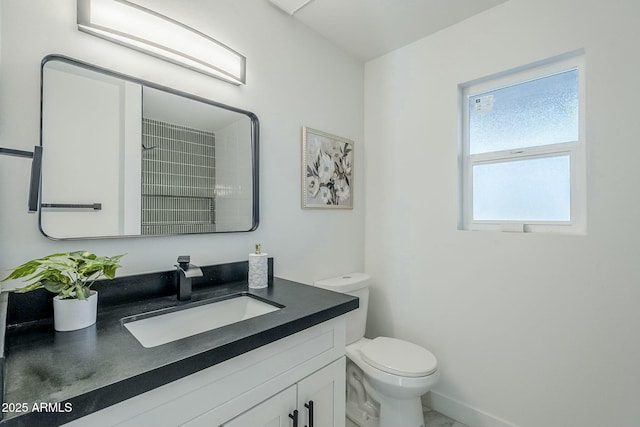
xmin=289 ymin=409 xmax=298 ymax=427
xmin=304 ymin=400 xmax=314 ymax=427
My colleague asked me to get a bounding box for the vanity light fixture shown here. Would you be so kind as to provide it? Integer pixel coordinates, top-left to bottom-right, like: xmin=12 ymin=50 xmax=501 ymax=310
xmin=77 ymin=0 xmax=246 ymax=85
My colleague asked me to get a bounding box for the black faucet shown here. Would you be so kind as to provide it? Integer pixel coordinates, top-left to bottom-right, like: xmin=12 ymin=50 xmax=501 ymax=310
xmin=175 ymin=255 xmax=203 ymax=301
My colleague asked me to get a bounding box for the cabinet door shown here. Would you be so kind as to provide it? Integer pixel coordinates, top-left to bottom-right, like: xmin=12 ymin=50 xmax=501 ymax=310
xmin=223 ymin=385 xmax=297 ymax=427
xmin=297 ymin=357 xmax=346 ymax=427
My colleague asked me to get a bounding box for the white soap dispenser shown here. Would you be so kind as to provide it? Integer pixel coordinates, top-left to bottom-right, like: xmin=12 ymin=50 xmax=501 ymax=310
xmin=248 ymin=244 xmax=268 ymax=289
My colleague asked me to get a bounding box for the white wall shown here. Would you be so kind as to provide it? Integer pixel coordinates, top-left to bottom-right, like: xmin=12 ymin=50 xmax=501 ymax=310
xmin=364 ymin=1 xmax=640 ymax=427
xmin=0 ymin=0 xmax=364 ymax=284
xmin=215 ymin=118 xmax=254 ymax=232
xmin=40 ymin=63 xmax=130 ymax=238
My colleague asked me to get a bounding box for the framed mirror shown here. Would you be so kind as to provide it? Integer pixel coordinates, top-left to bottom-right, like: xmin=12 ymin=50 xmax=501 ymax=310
xmin=39 ymin=55 xmax=259 ymax=239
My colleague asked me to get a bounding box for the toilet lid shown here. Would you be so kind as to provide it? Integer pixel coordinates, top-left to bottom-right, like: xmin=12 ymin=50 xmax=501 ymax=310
xmin=360 ymin=337 xmax=438 ymax=377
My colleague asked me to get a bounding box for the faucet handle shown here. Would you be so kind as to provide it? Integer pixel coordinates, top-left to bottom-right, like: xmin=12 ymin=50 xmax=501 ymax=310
xmin=177 ymin=255 xmax=190 ymax=270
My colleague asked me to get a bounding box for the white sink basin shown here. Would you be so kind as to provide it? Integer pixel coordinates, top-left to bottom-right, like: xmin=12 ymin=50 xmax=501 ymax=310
xmin=123 ymin=295 xmax=281 ymax=348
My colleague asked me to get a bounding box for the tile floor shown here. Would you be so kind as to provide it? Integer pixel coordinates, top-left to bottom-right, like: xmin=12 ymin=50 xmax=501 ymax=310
xmin=346 ymin=407 xmax=468 ymax=427
xmin=423 ymin=408 xmax=469 ymax=427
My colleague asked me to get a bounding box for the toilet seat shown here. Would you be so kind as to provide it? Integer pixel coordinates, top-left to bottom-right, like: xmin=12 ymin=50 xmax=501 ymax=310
xmin=360 ymin=337 xmax=438 ymax=377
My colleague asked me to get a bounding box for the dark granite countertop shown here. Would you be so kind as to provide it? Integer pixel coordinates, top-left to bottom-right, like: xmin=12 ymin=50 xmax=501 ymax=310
xmin=0 ymin=263 xmax=358 ymax=427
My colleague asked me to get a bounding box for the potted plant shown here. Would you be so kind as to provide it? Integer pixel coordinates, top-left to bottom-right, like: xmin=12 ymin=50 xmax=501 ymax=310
xmin=2 ymin=251 xmax=124 ymax=331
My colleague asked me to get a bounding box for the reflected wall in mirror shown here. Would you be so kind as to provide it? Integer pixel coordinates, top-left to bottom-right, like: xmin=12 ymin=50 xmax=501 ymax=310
xmin=40 ymin=56 xmax=258 ymax=239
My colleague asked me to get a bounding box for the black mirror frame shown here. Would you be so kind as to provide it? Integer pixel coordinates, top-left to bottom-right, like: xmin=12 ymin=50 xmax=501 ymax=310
xmin=39 ymin=54 xmax=259 ymax=240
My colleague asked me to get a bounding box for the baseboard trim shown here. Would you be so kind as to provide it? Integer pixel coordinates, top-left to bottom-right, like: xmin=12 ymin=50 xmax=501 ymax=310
xmin=424 ymin=390 xmax=519 ymax=427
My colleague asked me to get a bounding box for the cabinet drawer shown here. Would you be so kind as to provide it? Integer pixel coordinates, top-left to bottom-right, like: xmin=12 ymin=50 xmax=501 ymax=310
xmin=63 ymin=317 xmax=346 ymax=427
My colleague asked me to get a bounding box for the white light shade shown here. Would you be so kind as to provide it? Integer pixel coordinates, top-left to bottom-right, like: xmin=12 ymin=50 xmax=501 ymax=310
xmin=77 ymin=0 xmax=246 ymax=85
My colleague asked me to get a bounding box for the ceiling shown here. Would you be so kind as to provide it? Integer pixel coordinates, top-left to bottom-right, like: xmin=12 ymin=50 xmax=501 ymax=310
xmin=268 ymin=0 xmax=509 ymax=62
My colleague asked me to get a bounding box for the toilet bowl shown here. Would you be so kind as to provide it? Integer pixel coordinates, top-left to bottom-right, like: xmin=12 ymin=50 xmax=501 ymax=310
xmin=315 ymin=273 xmax=439 ymax=427
xmin=347 ymin=337 xmax=439 ymax=426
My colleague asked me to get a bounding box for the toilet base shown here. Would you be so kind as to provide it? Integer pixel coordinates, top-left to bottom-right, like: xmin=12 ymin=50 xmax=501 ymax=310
xmin=346 ymin=358 xmax=427 ymax=427
xmin=346 ymin=400 xmax=379 ymax=427
xmin=346 ymin=397 xmax=425 ymax=427
xmin=377 ymin=395 xmax=424 ymax=427
xmin=346 ymin=360 xmax=379 ymax=426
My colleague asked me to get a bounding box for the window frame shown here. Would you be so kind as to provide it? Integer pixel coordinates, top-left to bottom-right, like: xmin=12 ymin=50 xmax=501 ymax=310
xmin=459 ymin=54 xmax=586 ymax=233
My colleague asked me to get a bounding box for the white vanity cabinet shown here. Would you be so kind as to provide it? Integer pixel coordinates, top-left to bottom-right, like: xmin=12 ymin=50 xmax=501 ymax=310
xmin=223 ymin=357 xmax=345 ymax=427
xmin=223 ymin=385 xmax=297 ymax=427
xmin=63 ymin=316 xmax=346 ymax=427
xmin=297 ymin=357 xmax=346 ymax=427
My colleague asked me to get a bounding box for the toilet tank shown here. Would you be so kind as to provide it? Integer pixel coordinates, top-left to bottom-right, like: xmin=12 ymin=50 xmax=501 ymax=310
xmin=314 ymin=273 xmax=370 ymax=345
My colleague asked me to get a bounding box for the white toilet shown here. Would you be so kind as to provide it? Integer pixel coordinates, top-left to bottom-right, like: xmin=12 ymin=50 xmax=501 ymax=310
xmin=315 ymin=273 xmax=439 ymax=427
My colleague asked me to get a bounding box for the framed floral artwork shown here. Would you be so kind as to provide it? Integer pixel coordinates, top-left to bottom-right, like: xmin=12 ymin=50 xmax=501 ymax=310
xmin=302 ymin=127 xmax=353 ymax=209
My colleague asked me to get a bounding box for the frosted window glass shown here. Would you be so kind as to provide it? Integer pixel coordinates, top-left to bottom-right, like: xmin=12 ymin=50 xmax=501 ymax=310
xmin=469 ymin=70 xmax=578 ymax=154
xmin=473 ymin=155 xmax=570 ymax=221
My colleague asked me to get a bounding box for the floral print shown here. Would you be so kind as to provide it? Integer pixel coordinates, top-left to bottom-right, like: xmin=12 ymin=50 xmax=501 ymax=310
xmin=307 ymin=176 xmax=320 ymax=197
xmin=318 ymin=152 xmax=336 ymax=183
xmin=304 ymin=129 xmax=353 ymax=207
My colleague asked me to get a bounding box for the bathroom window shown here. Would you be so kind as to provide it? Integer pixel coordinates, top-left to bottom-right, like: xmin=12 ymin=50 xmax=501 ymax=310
xmin=459 ymin=53 xmax=586 ymax=233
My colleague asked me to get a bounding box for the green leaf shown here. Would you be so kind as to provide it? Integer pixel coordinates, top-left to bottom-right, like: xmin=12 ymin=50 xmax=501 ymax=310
xmin=60 ymin=286 xmax=74 ymax=299
xmin=1 ymin=260 xmax=41 ymax=281
xmin=43 ymin=280 xmax=68 ymax=294
xmin=3 ymin=251 xmax=124 ymax=298
xmin=15 ymin=281 xmax=44 ymax=293
xmin=75 ymin=284 xmax=89 ymax=300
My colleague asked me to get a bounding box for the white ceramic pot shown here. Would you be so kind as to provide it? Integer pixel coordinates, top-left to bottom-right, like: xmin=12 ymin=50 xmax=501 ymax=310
xmin=53 ymin=291 xmax=98 ymax=332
